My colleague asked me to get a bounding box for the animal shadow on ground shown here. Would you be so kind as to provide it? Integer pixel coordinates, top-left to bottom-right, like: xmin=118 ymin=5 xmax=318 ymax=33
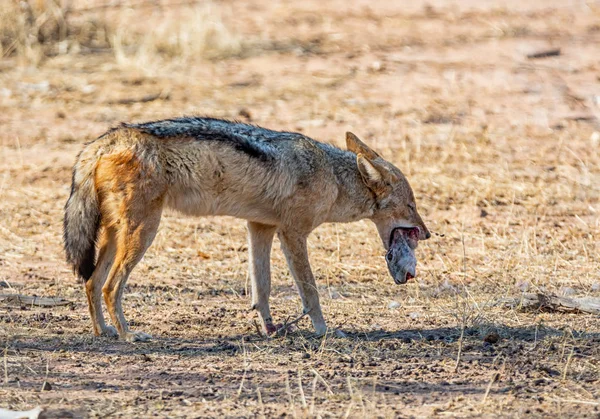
xmin=4 ymin=323 xmax=599 ymax=410
xmin=345 ymin=324 xmax=600 ymax=343
xmin=8 ymin=323 xmax=599 ymax=357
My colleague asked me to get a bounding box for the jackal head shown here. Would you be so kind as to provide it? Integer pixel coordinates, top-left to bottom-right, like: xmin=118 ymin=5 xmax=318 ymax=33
xmin=346 ymin=132 xmax=431 ymax=278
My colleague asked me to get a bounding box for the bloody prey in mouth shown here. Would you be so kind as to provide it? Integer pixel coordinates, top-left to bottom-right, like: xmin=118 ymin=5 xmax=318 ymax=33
xmin=386 ymin=227 xmax=419 ymax=284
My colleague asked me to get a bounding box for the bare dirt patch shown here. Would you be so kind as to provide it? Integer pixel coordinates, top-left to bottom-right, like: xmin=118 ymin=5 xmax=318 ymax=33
xmin=1 ymin=0 xmax=599 ymax=417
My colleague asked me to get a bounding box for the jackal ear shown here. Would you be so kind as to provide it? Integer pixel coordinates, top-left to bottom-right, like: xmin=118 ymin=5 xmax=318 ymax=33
xmin=346 ymin=132 xmax=380 ymax=160
xmin=357 ymin=154 xmax=387 ymax=192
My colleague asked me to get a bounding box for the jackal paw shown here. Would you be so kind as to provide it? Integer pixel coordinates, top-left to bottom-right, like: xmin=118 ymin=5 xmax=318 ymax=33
xmin=313 ymin=324 xmax=328 ymax=337
xmin=100 ymin=326 xmax=118 ymax=338
xmin=123 ymin=331 xmax=152 ymax=342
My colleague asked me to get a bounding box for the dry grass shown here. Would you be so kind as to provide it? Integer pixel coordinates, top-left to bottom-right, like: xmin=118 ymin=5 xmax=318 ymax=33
xmin=0 ymin=0 xmax=242 ymax=68
xmin=0 ymin=0 xmax=113 ymax=65
xmin=0 ymin=0 xmax=599 ymax=417
xmin=111 ymin=2 xmax=243 ymax=72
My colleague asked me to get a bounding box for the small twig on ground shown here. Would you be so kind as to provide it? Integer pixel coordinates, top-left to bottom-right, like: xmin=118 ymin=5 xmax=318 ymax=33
xmin=562 ymin=346 xmax=575 ymax=381
xmin=563 ymin=115 xmax=597 ymax=122
xmin=256 ymin=387 xmax=265 ymax=419
xmin=547 ymin=398 xmax=600 ymax=406
xmin=526 ymin=48 xmax=561 ymax=59
xmin=237 ymin=338 xmax=248 ymax=397
xmin=252 ymin=319 xmax=263 ymax=337
xmin=285 ymin=375 xmax=295 ymax=410
xmin=310 ymin=368 xmax=333 ymax=395
xmin=454 ymin=325 xmax=465 ymax=373
xmin=343 ymin=378 xmax=355 ymax=418
xmin=346 ymin=375 xmax=354 ymax=399
xmin=107 ymin=90 xmax=170 ymax=105
xmin=0 ymin=294 xmax=72 ymax=307
xmin=481 ymin=372 xmax=500 ymax=405
xmin=275 ymin=309 xmax=311 ymax=336
xmin=41 ymin=357 xmax=50 ymax=392
xmin=3 ymin=346 xmax=8 ymax=386
xmin=71 ymin=0 xmax=205 ymax=14
xmin=309 ymin=374 xmax=318 ymax=415
xmin=297 ymin=370 xmax=307 ymax=409
xmin=498 ymin=293 xmax=600 ymax=315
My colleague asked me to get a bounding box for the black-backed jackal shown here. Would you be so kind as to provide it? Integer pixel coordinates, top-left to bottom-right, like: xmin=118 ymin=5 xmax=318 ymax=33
xmin=64 ymin=117 xmax=430 ymax=341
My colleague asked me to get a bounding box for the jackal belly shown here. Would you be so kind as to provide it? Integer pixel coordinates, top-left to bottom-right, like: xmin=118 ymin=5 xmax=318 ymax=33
xmin=164 ymin=187 xmax=281 ymax=225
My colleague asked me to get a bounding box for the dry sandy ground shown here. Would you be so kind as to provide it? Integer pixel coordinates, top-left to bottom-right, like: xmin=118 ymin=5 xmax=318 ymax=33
xmin=1 ymin=0 xmax=599 ymax=417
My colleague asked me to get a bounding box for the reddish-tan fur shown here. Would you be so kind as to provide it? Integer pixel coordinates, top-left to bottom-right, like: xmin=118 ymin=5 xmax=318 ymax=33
xmin=63 ymin=118 xmax=430 ymax=340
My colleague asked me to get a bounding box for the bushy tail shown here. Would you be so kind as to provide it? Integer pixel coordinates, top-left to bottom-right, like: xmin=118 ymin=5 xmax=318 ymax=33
xmin=63 ymin=145 xmax=101 ymax=281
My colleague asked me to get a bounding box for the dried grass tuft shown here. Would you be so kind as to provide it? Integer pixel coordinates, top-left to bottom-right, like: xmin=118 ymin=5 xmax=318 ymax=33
xmin=111 ymin=3 xmax=242 ymax=72
xmin=1 ymin=1 xmax=241 ymax=68
xmin=0 ymin=0 xmax=112 ymax=66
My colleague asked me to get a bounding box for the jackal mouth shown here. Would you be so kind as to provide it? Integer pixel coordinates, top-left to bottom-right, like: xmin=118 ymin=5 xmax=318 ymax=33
xmin=389 ymin=227 xmax=419 ymax=249
xmin=394 ymin=271 xmax=414 ymax=284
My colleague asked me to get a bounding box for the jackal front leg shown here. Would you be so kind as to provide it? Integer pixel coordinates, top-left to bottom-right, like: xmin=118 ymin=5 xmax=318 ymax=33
xmin=278 ymin=231 xmax=328 ymax=336
xmin=247 ymin=222 xmax=277 ymax=334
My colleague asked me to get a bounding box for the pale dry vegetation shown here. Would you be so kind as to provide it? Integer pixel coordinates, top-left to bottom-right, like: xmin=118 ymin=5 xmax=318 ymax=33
xmin=0 ymin=0 xmax=599 ymax=418
xmin=111 ymin=2 xmax=243 ymax=71
xmin=0 ymin=0 xmax=112 ymax=65
xmin=1 ymin=0 xmax=243 ymax=68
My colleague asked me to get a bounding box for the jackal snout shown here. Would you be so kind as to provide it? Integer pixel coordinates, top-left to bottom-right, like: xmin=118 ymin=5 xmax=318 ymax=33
xmin=345 ymin=131 xmax=430 ymax=249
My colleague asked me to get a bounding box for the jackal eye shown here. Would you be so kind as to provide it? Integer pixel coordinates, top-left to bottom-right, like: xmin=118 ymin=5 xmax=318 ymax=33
xmin=407 ymin=203 xmax=416 ymax=211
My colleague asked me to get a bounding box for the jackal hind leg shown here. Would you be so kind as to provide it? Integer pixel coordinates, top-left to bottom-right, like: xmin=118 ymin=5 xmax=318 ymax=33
xmin=247 ymin=222 xmax=277 ymax=334
xmin=278 ymin=230 xmax=328 ymax=336
xmin=103 ymin=203 xmax=163 ymax=342
xmin=85 ymin=226 xmax=118 ymax=337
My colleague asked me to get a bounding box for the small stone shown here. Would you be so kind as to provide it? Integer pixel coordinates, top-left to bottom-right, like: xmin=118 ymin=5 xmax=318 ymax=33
xmin=560 ymin=287 xmax=575 ymax=297
xmin=388 ymin=301 xmax=401 ymax=309
xmin=483 ymin=332 xmax=500 ymax=344
xmin=238 ymin=108 xmax=252 ymax=121
xmin=41 ymin=381 xmax=52 ymax=391
xmin=81 ymin=84 xmax=96 ymax=94
xmin=369 ymin=61 xmax=385 ymax=72
xmin=329 ymin=287 xmax=341 ymax=299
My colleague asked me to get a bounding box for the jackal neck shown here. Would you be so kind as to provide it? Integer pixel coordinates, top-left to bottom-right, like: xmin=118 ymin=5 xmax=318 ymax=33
xmin=325 ymin=149 xmax=376 ymax=223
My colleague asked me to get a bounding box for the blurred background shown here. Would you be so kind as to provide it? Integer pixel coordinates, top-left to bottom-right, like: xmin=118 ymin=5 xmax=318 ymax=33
xmin=0 ymin=1 xmax=599 ymax=416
